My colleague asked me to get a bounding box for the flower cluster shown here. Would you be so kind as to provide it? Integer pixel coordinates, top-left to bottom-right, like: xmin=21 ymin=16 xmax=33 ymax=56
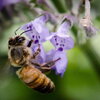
xmin=21 ymin=13 xmax=74 ymax=76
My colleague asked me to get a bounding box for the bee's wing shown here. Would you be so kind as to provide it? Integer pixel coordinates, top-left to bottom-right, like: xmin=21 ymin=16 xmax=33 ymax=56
xmin=0 ymin=62 xmax=13 ymax=86
xmin=1 ymin=61 xmax=20 ymax=76
xmin=10 ymin=65 xmax=21 ymax=75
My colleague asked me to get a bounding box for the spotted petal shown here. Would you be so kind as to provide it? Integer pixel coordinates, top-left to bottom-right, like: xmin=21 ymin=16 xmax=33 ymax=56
xmin=50 ymin=33 xmax=74 ymax=51
xmin=21 ymin=15 xmax=50 ymax=43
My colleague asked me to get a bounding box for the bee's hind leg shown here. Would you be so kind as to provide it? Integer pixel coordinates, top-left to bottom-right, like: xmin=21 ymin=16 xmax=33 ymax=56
xmin=40 ymin=58 xmax=61 ymax=73
xmin=31 ymin=58 xmax=60 ymax=73
xmin=31 ymin=62 xmax=50 ymax=73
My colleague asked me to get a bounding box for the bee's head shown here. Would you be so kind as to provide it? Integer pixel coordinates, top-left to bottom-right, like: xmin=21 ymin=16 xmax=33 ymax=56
xmin=9 ymin=36 xmax=26 ymax=46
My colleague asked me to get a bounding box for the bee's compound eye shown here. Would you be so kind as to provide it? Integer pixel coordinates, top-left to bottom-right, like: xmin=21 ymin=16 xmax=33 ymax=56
xmin=9 ymin=39 xmax=13 ymax=45
xmin=18 ymin=38 xmax=23 ymax=43
xmin=17 ymin=37 xmax=25 ymax=43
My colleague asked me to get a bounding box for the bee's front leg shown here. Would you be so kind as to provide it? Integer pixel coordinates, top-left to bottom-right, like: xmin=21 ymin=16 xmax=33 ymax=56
xmin=27 ymin=40 xmax=33 ymax=47
xmin=32 ymin=44 xmax=41 ymax=59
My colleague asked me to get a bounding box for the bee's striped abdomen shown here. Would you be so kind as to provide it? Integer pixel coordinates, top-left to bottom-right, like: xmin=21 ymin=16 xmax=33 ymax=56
xmin=18 ymin=65 xmax=55 ymax=93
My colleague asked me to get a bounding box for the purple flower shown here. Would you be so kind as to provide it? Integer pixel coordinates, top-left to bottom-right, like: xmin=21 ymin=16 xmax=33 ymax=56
xmin=47 ymin=21 xmax=74 ymax=51
xmin=63 ymin=13 xmax=78 ymax=26
xmin=50 ymin=33 xmax=74 ymax=51
xmin=20 ymin=15 xmax=74 ymax=77
xmin=21 ymin=14 xmax=50 ymax=62
xmin=21 ymin=14 xmax=50 ymax=43
xmin=46 ymin=20 xmax=74 ymax=76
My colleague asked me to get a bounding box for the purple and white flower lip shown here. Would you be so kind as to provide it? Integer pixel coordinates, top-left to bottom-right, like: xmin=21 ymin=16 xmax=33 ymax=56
xmin=48 ymin=33 xmax=74 ymax=51
xmin=47 ymin=19 xmax=74 ymax=51
xmin=21 ymin=14 xmax=50 ymax=43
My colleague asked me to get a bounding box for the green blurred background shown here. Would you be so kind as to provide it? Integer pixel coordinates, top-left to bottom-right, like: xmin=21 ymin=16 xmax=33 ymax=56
xmin=0 ymin=0 xmax=100 ymax=100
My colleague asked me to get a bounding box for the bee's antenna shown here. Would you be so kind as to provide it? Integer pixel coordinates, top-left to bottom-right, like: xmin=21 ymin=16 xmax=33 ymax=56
xmin=15 ymin=26 xmax=31 ymax=36
xmin=19 ymin=29 xmax=31 ymax=36
xmin=14 ymin=27 xmax=21 ymax=35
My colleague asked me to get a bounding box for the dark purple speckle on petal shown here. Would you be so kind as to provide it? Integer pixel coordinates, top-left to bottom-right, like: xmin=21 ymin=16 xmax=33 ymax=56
xmin=35 ymin=40 xmax=39 ymax=44
xmin=32 ymin=35 xmax=34 ymax=38
xmin=58 ymin=47 xmax=63 ymax=51
xmin=38 ymin=36 xmax=40 ymax=38
xmin=56 ymin=43 xmax=59 ymax=45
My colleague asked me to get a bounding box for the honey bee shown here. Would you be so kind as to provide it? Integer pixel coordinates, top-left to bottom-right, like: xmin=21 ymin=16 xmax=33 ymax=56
xmin=8 ymin=29 xmax=60 ymax=93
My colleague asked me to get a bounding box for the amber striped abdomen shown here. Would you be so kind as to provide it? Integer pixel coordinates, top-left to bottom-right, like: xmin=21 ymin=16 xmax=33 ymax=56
xmin=17 ymin=65 xmax=55 ymax=93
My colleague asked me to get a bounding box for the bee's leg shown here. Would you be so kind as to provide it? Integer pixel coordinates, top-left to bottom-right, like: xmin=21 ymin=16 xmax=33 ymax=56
xmin=41 ymin=58 xmax=61 ymax=68
xmin=32 ymin=62 xmax=51 ymax=73
xmin=31 ymin=62 xmax=41 ymax=67
xmin=39 ymin=67 xmax=51 ymax=73
xmin=40 ymin=58 xmax=61 ymax=73
xmin=27 ymin=40 xmax=33 ymax=47
xmin=31 ymin=62 xmax=47 ymax=72
xmin=32 ymin=44 xmax=41 ymax=59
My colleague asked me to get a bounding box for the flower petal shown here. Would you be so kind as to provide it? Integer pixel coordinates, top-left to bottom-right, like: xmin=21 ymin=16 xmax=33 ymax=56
xmin=33 ymin=15 xmax=50 ymax=42
xmin=57 ymin=22 xmax=71 ymax=35
xmin=53 ymin=51 xmax=67 ymax=76
xmin=45 ymin=49 xmax=56 ymax=62
xmin=21 ymin=15 xmax=50 ymax=42
xmin=50 ymin=34 xmax=74 ymax=51
xmin=34 ymin=14 xmax=49 ymax=24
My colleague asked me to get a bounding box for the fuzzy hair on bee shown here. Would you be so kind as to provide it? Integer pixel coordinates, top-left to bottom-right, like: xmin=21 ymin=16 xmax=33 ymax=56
xmin=8 ymin=29 xmax=60 ymax=93
xmin=16 ymin=65 xmax=55 ymax=93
